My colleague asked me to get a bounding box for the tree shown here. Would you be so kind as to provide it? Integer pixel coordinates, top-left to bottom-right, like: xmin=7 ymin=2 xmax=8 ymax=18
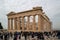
xmin=0 ymin=22 xmax=3 ymax=29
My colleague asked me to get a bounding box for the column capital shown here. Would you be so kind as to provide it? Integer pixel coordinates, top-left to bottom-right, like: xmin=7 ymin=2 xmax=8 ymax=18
xmin=33 ymin=15 xmax=36 ymax=16
xmin=27 ymin=15 xmax=30 ymax=17
xmin=21 ymin=16 xmax=24 ymax=18
xmin=8 ymin=18 xmax=10 ymax=20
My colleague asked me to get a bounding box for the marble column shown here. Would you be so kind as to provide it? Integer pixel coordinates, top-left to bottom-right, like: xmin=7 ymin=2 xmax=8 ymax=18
xmin=8 ymin=18 xmax=10 ymax=30
xmin=17 ymin=17 xmax=20 ymax=30
xmin=22 ymin=17 xmax=24 ymax=31
xmin=27 ymin=16 xmax=30 ymax=31
xmin=11 ymin=18 xmax=13 ymax=30
xmin=14 ymin=18 xmax=17 ymax=30
xmin=48 ymin=22 xmax=51 ymax=32
xmin=13 ymin=18 xmax=15 ymax=30
xmin=38 ymin=15 xmax=42 ymax=32
xmin=33 ymin=15 xmax=35 ymax=32
xmin=41 ymin=17 xmax=43 ymax=32
xmin=49 ymin=22 xmax=51 ymax=31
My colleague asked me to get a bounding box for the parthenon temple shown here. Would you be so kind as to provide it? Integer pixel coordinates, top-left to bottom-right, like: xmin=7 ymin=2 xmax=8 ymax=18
xmin=7 ymin=7 xmax=51 ymax=32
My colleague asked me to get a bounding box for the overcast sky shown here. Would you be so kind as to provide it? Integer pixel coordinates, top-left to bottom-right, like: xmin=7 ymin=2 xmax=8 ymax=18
xmin=0 ymin=0 xmax=60 ymax=30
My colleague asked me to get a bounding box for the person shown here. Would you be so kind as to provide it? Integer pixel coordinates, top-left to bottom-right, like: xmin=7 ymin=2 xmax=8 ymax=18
xmin=13 ymin=34 xmax=17 ymax=40
xmin=0 ymin=22 xmax=3 ymax=29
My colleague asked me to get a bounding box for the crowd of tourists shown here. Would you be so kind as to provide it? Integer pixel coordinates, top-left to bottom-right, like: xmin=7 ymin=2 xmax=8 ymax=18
xmin=0 ymin=31 xmax=60 ymax=40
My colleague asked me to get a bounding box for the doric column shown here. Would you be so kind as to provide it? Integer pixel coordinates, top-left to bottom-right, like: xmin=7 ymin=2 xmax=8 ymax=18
xmin=38 ymin=15 xmax=42 ymax=32
xmin=14 ymin=18 xmax=17 ymax=30
xmin=27 ymin=16 xmax=30 ymax=30
xmin=33 ymin=15 xmax=35 ymax=32
xmin=49 ymin=22 xmax=51 ymax=31
xmin=11 ymin=18 xmax=13 ymax=30
xmin=17 ymin=17 xmax=20 ymax=30
xmin=8 ymin=18 xmax=10 ymax=30
xmin=41 ymin=16 xmax=44 ymax=32
xmin=13 ymin=18 xmax=15 ymax=30
xmin=22 ymin=17 xmax=24 ymax=31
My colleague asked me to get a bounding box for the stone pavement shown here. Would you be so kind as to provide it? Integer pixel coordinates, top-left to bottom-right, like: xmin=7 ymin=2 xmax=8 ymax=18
xmin=0 ymin=31 xmax=60 ymax=40
xmin=0 ymin=36 xmax=60 ymax=40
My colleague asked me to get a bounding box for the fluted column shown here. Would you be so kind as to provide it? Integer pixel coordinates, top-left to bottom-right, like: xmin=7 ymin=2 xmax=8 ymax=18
xmin=22 ymin=17 xmax=24 ymax=31
xmin=17 ymin=17 xmax=20 ymax=30
xmin=11 ymin=18 xmax=13 ymax=30
xmin=38 ymin=15 xmax=42 ymax=32
xmin=12 ymin=18 xmax=14 ymax=30
xmin=49 ymin=22 xmax=51 ymax=31
xmin=14 ymin=18 xmax=17 ymax=30
xmin=33 ymin=15 xmax=35 ymax=32
xmin=27 ymin=16 xmax=30 ymax=31
xmin=40 ymin=15 xmax=43 ymax=32
xmin=8 ymin=18 xmax=10 ymax=30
